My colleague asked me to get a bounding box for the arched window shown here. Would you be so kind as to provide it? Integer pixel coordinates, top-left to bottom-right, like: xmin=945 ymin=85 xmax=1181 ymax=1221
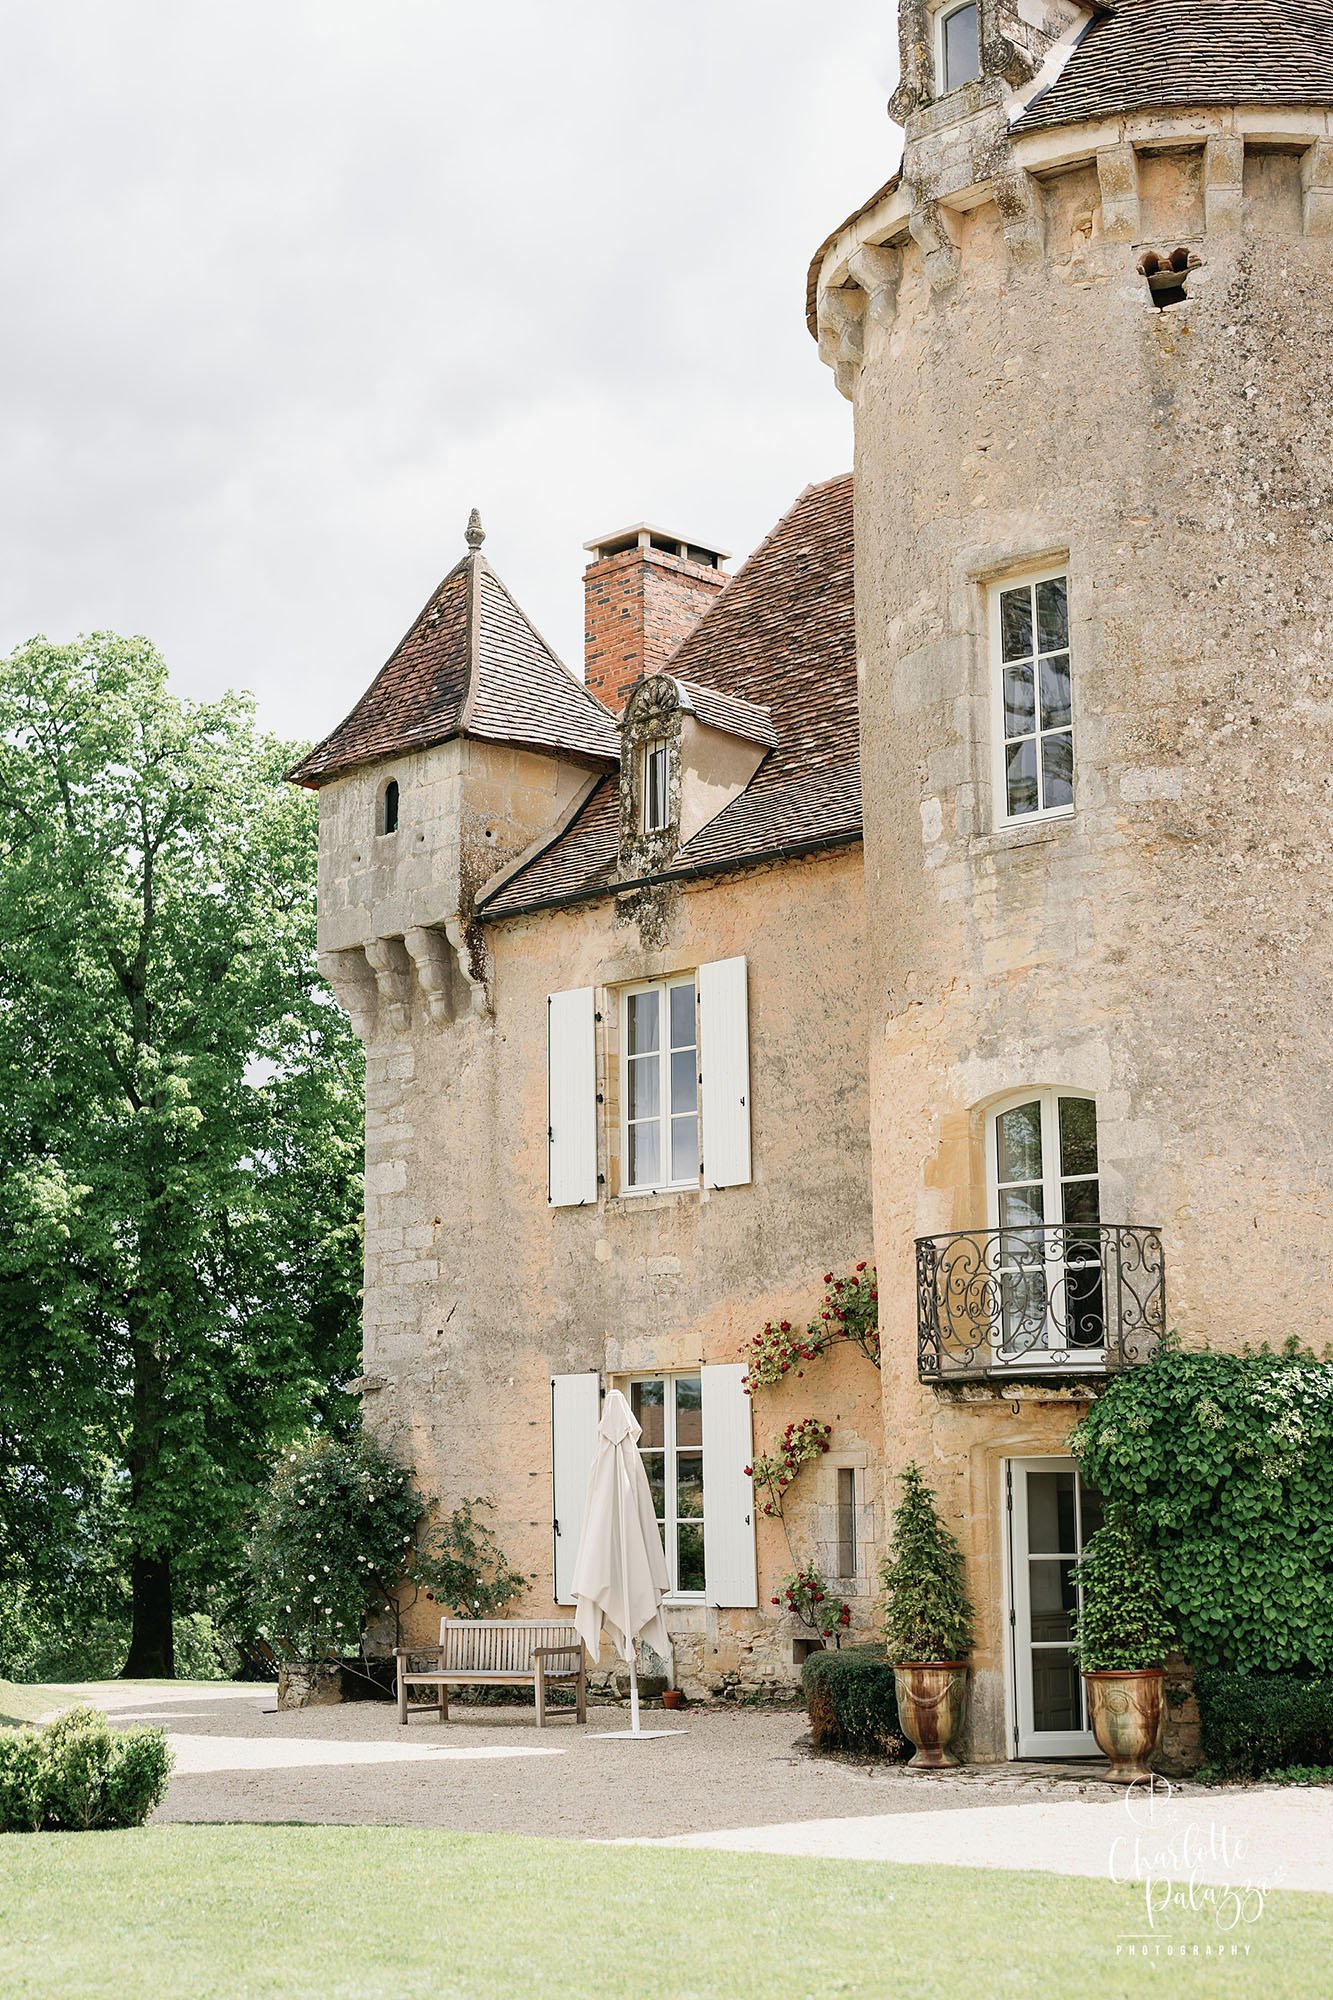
xmin=986 ymin=1090 xmax=1103 ymax=1360
xmin=381 ymin=778 xmax=400 ymax=836
xmin=938 ymin=0 xmax=981 ymax=94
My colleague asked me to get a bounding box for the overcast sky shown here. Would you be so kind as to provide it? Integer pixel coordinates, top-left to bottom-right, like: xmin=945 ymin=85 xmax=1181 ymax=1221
xmin=1 ymin=3 xmax=900 ymax=745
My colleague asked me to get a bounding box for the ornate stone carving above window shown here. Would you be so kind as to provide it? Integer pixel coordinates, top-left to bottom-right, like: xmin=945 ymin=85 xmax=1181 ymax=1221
xmin=619 ymin=675 xmax=685 ymax=873
xmin=617 ymin=674 xmax=774 ymax=876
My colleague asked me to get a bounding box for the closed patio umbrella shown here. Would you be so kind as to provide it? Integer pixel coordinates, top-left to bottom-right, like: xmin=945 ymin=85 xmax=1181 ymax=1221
xmin=570 ymin=1388 xmax=684 ymax=1739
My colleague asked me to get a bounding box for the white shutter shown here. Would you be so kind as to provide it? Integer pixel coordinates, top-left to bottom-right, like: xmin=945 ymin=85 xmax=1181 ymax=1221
xmin=701 ymin=1363 xmax=757 ymax=1608
xmin=699 ymin=956 xmax=751 ymax=1188
xmin=547 ymin=987 xmax=597 ymax=1206
xmin=551 ymin=1372 xmax=601 ymax=1604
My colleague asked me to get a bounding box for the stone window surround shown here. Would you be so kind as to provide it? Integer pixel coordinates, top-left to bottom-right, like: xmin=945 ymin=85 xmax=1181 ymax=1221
xmin=950 ymin=541 xmax=1077 ymax=845
xmin=618 ymin=677 xmax=685 ymax=870
xmin=934 ymin=0 xmax=981 ymax=101
xmin=987 ymin=560 xmax=1076 ymax=831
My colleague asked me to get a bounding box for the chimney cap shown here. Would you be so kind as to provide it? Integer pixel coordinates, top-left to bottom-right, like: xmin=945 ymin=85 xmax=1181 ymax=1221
xmin=583 ymin=523 xmax=730 ymax=568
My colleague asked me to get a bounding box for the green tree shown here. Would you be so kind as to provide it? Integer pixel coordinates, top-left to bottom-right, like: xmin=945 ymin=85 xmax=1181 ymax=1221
xmin=0 ymin=632 xmax=363 ymax=1676
xmin=880 ymin=1462 xmax=975 ymax=1664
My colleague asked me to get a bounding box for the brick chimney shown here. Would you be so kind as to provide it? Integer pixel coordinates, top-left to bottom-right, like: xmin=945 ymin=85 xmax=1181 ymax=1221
xmin=583 ymin=525 xmax=729 ymax=712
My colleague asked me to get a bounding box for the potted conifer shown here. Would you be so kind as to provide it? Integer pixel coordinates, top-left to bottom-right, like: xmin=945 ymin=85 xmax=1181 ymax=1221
xmin=880 ymin=1462 xmax=974 ymax=1768
xmin=1073 ymin=1507 xmax=1175 ymax=1783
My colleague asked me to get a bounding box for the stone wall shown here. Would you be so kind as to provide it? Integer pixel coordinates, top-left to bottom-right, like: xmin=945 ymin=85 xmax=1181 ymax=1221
xmin=352 ymin=843 xmax=881 ymax=1695
xmin=816 ymin=109 xmax=1333 ymax=1756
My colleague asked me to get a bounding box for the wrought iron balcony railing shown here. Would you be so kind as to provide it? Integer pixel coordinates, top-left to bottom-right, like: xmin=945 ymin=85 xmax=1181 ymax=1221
xmin=915 ymin=1224 xmax=1165 ymax=1382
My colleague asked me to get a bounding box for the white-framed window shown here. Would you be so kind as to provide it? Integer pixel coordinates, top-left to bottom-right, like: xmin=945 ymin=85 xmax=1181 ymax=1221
xmin=990 ymin=568 xmax=1073 ymax=826
xmin=630 ymin=1374 xmax=705 ymax=1598
xmin=986 ymin=1089 xmax=1103 ymax=1362
xmin=1005 ymin=1457 xmax=1104 ymax=1757
xmin=937 ymin=0 xmax=981 ymax=94
xmin=622 ymin=975 xmax=699 ymax=1193
xmin=642 ymin=737 xmax=670 ymax=833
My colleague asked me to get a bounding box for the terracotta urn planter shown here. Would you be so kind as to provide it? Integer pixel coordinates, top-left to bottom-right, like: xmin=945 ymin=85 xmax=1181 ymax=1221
xmin=1084 ymin=1667 xmax=1165 ymax=1782
xmin=893 ymin=1663 xmax=968 ymax=1769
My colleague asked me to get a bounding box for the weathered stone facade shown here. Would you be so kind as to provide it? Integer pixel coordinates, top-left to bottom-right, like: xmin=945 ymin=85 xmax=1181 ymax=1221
xmin=812 ymin=13 xmax=1333 ymax=1756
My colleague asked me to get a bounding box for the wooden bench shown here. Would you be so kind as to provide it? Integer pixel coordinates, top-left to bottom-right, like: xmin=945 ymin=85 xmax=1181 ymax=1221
xmin=395 ymin=1618 xmax=587 ymax=1727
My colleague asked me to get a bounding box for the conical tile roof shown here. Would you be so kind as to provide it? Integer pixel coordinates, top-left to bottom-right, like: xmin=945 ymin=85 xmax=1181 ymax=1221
xmin=290 ymin=529 xmax=619 ymax=787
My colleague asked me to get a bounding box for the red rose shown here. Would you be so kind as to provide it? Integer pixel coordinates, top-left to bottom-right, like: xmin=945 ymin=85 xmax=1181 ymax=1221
xmin=771 ymin=1596 xmax=780 ymax=1606
xmin=856 ymin=1261 xmax=867 ymax=1273
xmin=823 ymin=1274 xmax=833 ymax=1284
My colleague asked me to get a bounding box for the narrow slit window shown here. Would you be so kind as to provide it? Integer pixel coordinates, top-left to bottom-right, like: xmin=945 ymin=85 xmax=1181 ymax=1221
xmin=381 ymin=778 xmax=400 ymax=835
xmin=939 ymin=1 xmax=980 ymax=94
xmin=836 ymin=1467 xmax=857 ymax=1578
xmin=992 ymin=571 xmax=1074 ymax=824
xmin=643 ymin=738 xmax=669 ymax=834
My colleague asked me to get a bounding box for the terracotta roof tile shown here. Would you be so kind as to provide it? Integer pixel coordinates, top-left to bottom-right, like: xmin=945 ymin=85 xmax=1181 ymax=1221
xmin=674 ymin=678 xmax=778 ymax=749
xmin=480 ymin=476 xmax=860 ymax=920
xmin=1017 ymin=0 xmax=1333 ymax=130
xmin=289 ymin=548 xmax=618 ymax=787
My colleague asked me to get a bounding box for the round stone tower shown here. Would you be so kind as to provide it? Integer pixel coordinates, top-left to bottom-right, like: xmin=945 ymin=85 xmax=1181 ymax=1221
xmin=811 ymin=0 xmax=1333 ymax=1758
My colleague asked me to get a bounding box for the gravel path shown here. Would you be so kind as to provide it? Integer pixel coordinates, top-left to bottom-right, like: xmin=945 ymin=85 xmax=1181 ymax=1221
xmin=43 ymin=1679 xmax=1333 ymax=1893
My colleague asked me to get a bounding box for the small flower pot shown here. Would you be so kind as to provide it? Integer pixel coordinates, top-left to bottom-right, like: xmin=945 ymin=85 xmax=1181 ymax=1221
xmin=1083 ymin=1668 xmax=1165 ymax=1783
xmin=662 ymin=1689 xmax=685 ymax=1711
xmin=893 ymin=1663 xmax=968 ymax=1769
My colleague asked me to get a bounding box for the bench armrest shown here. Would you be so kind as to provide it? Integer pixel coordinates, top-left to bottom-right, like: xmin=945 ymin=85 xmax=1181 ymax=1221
xmin=532 ymin=1645 xmax=585 ymax=1663
xmin=395 ymin=1646 xmax=446 ymax=1663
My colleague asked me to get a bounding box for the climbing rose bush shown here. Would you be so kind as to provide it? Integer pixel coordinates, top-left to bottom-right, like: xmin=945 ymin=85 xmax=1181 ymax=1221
xmin=747 ymin=1418 xmax=832 ymax=1519
xmin=771 ymin=1562 xmax=852 ymax=1642
xmin=741 ymin=1265 xmax=879 ymax=1394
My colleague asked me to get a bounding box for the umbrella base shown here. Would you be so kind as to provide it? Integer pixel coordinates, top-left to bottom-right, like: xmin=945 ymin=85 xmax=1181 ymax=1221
xmin=591 ymin=1727 xmax=688 ymax=1740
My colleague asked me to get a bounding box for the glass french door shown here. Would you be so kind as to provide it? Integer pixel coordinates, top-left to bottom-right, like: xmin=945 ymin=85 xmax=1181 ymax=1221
xmin=988 ymin=1091 xmax=1104 ymax=1363
xmin=1006 ymin=1458 xmax=1103 ymax=1756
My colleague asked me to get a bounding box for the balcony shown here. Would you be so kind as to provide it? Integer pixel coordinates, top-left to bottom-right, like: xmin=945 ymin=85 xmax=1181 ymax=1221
xmin=915 ymin=1224 xmax=1165 ymax=1383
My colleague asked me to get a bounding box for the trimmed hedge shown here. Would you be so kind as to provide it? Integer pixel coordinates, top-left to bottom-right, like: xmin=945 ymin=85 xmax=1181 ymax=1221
xmin=801 ymin=1645 xmax=907 ymax=1759
xmin=0 ymin=1706 xmax=172 ymax=1832
xmin=1196 ymin=1672 xmax=1333 ymax=1781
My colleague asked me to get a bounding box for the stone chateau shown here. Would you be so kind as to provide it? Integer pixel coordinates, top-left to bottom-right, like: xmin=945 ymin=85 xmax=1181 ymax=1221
xmin=295 ymin=0 xmax=1333 ymax=1759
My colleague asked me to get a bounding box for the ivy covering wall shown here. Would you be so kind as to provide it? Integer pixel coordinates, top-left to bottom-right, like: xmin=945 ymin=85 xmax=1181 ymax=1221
xmin=1071 ymin=1345 xmax=1333 ymax=1675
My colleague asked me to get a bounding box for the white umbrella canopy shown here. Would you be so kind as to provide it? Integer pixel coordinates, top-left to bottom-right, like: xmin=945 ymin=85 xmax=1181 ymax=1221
xmin=570 ymin=1388 xmax=681 ymax=1738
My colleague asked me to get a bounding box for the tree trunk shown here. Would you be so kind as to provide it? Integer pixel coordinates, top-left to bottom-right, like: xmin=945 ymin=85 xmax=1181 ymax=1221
xmin=123 ymin=1325 xmax=174 ymax=1678
xmin=122 ymin=1549 xmax=175 ymax=1678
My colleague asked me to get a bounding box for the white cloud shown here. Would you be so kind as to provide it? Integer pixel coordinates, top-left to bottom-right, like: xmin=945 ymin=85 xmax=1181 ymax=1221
xmin=0 ymin=0 xmax=900 ymax=743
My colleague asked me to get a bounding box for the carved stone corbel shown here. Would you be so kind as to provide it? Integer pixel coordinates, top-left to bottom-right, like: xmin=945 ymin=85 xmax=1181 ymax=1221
xmin=317 ymin=946 xmax=379 ymax=1042
xmin=364 ymin=936 xmax=415 ymax=1034
xmin=847 ymin=243 xmax=902 ymax=327
xmin=907 ymin=196 xmax=961 ymax=292
xmin=1203 ymin=135 xmax=1244 ymax=233
xmin=1096 ymin=143 xmax=1141 ymax=244
xmin=993 ymin=166 xmax=1044 ymax=266
xmin=404 ymin=925 xmax=462 ymax=1025
xmin=818 ymin=285 xmax=867 ymax=399
xmin=1302 ymin=139 xmax=1333 ymax=238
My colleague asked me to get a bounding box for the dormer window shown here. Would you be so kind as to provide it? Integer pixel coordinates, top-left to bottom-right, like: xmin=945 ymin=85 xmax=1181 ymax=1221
xmin=381 ymin=778 xmax=400 ymax=836
xmin=938 ymin=0 xmax=980 ymax=93
xmin=642 ymin=738 xmax=670 ymax=834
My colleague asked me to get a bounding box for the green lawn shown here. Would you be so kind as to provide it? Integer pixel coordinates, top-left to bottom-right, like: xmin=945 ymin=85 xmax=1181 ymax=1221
xmin=0 ymin=1679 xmax=55 ymax=1727
xmin=0 ymin=1824 xmax=1323 ymax=2000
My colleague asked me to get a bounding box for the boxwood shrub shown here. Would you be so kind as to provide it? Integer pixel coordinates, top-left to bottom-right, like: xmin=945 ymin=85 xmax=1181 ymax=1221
xmin=1196 ymin=1671 xmax=1333 ymax=1782
xmin=0 ymin=1707 xmax=172 ymax=1832
xmin=801 ymin=1645 xmax=907 ymax=1759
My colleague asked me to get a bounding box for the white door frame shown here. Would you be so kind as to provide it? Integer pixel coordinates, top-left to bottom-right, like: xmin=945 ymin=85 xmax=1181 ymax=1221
xmin=1003 ymin=1455 xmax=1099 ymax=1758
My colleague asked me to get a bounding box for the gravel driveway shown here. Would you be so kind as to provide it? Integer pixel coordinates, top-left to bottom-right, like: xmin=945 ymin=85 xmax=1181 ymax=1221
xmin=44 ymin=1678 xmax=1332 ymax=1894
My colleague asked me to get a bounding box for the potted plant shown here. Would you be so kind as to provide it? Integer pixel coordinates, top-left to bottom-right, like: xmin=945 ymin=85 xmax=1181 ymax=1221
xmin=880 ymin=1463 xmax=974 ymax=1768
xmin=1073 ymin=1506 xmax=1175 ymax=1783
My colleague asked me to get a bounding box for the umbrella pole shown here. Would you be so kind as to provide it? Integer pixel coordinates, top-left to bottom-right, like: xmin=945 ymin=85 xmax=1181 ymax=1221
xmin=629 ymin=1655 xmax=641 ymax=1736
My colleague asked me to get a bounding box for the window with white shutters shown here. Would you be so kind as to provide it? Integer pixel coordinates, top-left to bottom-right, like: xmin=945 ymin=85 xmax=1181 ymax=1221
xmin=622 ymin=1364 xmax=757 ymax=1607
